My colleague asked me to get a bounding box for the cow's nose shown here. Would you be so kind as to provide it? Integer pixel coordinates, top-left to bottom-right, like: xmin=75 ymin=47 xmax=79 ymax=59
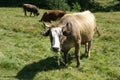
xmin=52 ymin=47 xmax=60 ymax=52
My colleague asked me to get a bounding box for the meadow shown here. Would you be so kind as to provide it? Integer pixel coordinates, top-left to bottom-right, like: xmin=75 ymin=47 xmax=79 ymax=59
xmin=0 ymin=8 xmax=120 ymax=80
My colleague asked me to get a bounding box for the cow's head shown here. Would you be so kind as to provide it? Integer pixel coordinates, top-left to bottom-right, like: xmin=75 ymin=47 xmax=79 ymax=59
xmin=41 ymin=22 xmax=71 ymax=52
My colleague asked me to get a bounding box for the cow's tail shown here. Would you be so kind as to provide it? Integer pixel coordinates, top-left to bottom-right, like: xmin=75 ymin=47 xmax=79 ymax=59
xmin=96 ymin=27 xmax=101 ymax=37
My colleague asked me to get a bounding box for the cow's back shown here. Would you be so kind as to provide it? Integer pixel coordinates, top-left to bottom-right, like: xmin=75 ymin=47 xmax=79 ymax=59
xmin=40 ymin=10 xmax=66 ymax=22
xmin=48 ymin=10 xmax=66 ymax=21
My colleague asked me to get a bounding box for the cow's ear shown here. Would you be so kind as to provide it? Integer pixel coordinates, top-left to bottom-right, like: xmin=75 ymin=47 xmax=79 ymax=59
xmin=62 ymin=23 xmax=71 ymax=36
xmin=41 ymin=29 xmax=50 ymax=36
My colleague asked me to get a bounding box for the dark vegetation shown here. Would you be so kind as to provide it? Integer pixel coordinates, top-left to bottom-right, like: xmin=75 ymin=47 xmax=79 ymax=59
xmin=0 ymin=0 xmax=120 ymax=11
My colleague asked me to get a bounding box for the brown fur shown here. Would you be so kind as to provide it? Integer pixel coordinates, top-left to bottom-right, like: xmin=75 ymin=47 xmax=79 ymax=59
xmin=40 ymin=10 xmax=66 ymax=22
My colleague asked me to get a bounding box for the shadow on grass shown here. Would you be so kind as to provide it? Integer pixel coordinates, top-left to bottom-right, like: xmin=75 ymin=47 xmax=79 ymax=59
xmin=15 ymin=56 xmax=64 ymax=80
xmin=0 ymin=53 xmax=87 ymax=80
xmin=15 ymin=52 xmax=86 ymax=80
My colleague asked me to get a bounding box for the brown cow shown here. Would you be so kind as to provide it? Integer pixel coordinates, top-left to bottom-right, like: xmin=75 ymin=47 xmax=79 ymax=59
xmin=40 ymin=10 xmax=66 ymax=23
xmin=41 ymin=10 xmax=100 ymax=67
xmin=23 ymin=4 xmax=39 ymax=16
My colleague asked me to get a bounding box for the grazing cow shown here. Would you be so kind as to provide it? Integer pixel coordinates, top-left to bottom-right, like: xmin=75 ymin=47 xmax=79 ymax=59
xmin=40 ymin=10 xmax=66 ymax=23
xmin=23 ymin=4 xmax=39 ymax=16
xmin=41 ymin=10 xmax=101 ymax=67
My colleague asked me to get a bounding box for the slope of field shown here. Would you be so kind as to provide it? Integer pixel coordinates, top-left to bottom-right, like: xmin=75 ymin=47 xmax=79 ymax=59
xmin=0 ymin=8 xmax=120 ymax=80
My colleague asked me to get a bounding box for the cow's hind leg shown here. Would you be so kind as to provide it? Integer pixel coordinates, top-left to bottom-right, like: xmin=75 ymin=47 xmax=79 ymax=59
xmin=75 ymin=40 xmax=81 ymax=67
xmin=85 ymin=41 xmax=91 ymax=58
xmin=85 ymin=43 xmax=88 ymax=57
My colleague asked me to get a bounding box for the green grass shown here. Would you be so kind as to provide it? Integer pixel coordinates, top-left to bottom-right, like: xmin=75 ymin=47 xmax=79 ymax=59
xmin=95 ymin=0 xmax=119 ymax=8
xmin=0 ymin=8 xmax=120 ymax=80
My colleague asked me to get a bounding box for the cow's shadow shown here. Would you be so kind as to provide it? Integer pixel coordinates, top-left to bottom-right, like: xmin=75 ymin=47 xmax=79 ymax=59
xmin=16 ymin=56 xmax=64 ymax=80
xmin=15 ymin=53 xmax=86 ymax=80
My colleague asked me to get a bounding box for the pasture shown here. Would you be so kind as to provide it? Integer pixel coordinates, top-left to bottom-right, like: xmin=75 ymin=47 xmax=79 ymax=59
xmin=0 ymin=8 xmax=120 ymax=80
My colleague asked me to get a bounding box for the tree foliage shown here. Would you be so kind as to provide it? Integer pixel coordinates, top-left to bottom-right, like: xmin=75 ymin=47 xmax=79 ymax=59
xmin=72 ymin=2 xmax=81 ymax=11
xmin=0 ymin=0 xmax=119 ymax=11
xmin=45 ymin=0 xmax=70 ymax=10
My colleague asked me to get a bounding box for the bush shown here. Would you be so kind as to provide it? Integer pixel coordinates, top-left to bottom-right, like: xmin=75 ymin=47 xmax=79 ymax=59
xmin=72 ymin=2 xmax=81 ymax=11
xmin=47 ymin=0 xmax=70 ymax=10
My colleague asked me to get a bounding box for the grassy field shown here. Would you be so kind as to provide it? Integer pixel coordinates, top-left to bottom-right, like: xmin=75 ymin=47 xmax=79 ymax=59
xmin=95 ymin=0 xmax=119 ymax=7
xmin=0 ymin=8 xmax=120 ymax=80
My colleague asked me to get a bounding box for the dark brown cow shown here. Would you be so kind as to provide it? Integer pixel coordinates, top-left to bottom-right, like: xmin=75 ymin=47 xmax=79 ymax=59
xmin=40 ymin=10 xmax=66 ymax=23
xmin=41 ymin=10 xmax=101 ymax=68
xmin=23 ymin=4 xmax=39 ymax=16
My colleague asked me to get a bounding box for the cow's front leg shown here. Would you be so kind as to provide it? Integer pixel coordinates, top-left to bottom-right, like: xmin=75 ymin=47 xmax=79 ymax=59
xmin=33 ymin=13 xmax=35 ymax=16
xmin=75 ymin=40 xmax=81 ymax=67
xmin=24 ymin=10 xmax=27 ymax=16
xmin=63 ymin=51 xmax=69 ymax=66
xmin=62 ymin=47 xmax=70 ymax=67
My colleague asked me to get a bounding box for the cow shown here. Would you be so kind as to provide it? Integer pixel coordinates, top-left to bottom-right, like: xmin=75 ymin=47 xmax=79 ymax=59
xmin=41 ymin=10 xmax=101 ymax=68
xmin=40 ymin=10 xmax=66 ymax=23
xmin=23 ymin=4 xmax=39 ymax=16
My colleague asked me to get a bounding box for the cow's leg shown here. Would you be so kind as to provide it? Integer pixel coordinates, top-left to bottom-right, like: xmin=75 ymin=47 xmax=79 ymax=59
xmin=33 ymin=13 xmax=35 ymax=16
xmin=85 ymin=41 xmax=91 ymax=58
xmin=88 ymin=41 xmax=91 ymax=58
xmin=24 ymin=9 xmax=27 ymax=16
xmin=63 ymin=50 xmax=69 ymax=66
xmin=85 ymin=42 xmax=88 ymax=57
xmin=75 ymin=40 xmax=81 ymax=67
xmin=30 ymin=12 xmax=32 ymax=16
